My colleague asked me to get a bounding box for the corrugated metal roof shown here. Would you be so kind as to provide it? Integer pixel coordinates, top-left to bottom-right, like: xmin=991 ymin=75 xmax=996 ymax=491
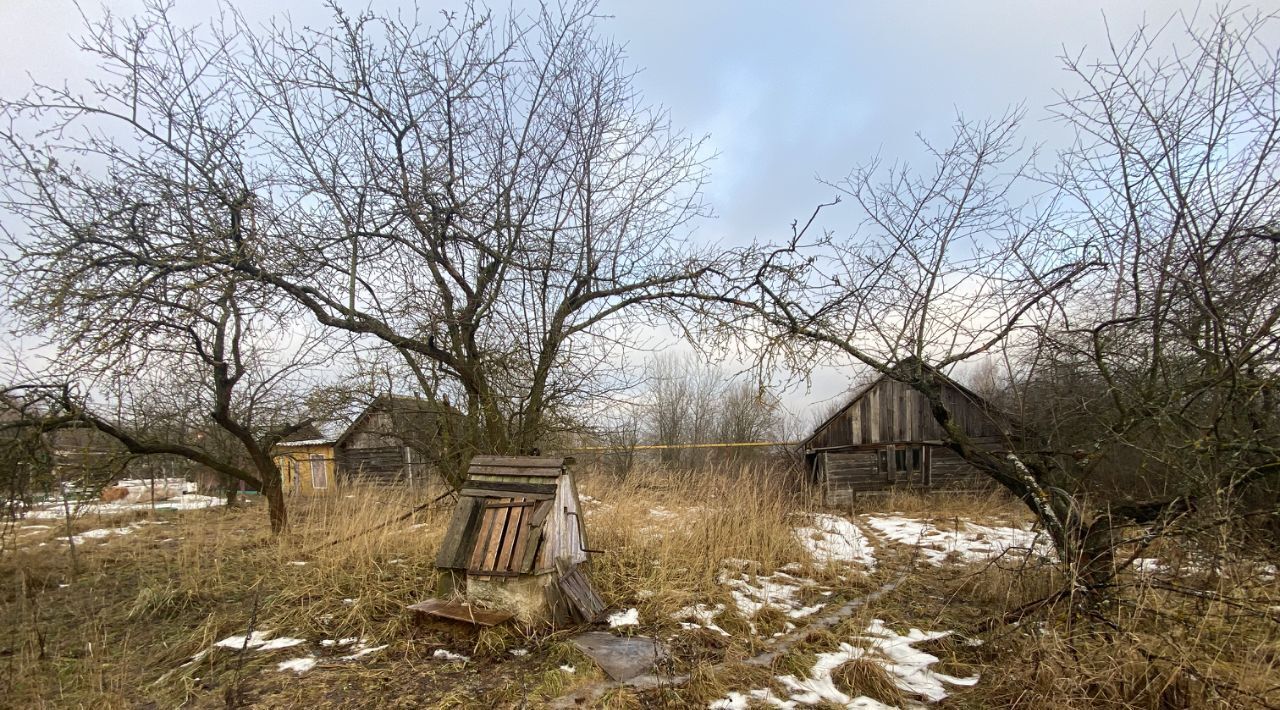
xmin=275 ymin=438 xmax=334 ymax=447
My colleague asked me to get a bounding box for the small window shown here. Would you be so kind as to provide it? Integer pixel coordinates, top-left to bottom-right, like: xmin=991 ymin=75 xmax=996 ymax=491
xmin=894 ymin=448 xmax=907 ymax=473
xmin=878 ymin=449 xmax=889 ymax=475
xmin=310 ymin=454 xmax=328 ymax=489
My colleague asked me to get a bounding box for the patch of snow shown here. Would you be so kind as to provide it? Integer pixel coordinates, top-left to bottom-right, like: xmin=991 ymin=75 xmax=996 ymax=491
xmin=277 ymin=656 xmax=317 ymax=673
xmin=719 ymin=568 xmax=824 ymax=623
xmin=257 ymin=637 xmax=306 ymax=651
xmin=794 ymin=514 xmax=876 ymax=569
xmin=213 ymin=631 xmax=304 ymax=652
xmin=341 ymin=598 xmax=356 ymax=605
xmin=65 ymin=525 xmax=136 ymax=545
xmin=862 ymin=515 xmax=1050 ymax=565
xmin=23 ymin=493 xmax=223 ymax=520
xmin=1131 ymin=558 xmax=1165 ymax=574
xmin=433 ymin=649 xmax=469 ymax=662
xmin=287 ymin=561 xmax=308 ymax=567
xmin=607 ymin=607 xmax=640 ymax=628
xmin=673 ymin=603 xmax=731 ymax=637
xmin=509 ymin=648 xmax=529 ymax=657
xmin=715 ymin=619 xmax=979 ymax=709
xmin=320 ymin=638 xmax=358 ymax=647
xmin=709 ymin=688 xmax=795 ymax=709
xmin=559 ymin=664 xmax=576 ymax=673
xmin=340 ymin=644 xmax=387 ymax=660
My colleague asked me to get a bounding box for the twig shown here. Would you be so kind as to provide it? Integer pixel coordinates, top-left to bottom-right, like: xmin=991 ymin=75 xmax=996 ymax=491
xmin=224 ymin=584 xmax=262 ymax=709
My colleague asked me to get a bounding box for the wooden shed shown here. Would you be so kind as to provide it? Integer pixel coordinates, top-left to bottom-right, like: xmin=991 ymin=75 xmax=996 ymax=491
xmin=334 ymin=395 xmax=454 ymax=486
xmin=272 ymin=426 xmax=337 ymax=496
xmin=430 ymin=455 xmax=602 ymax=625
xmin=802 ymin=368 xmax=1015 ymax=505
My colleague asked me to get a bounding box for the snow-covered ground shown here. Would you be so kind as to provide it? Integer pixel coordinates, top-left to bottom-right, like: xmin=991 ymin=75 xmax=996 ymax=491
xmin=21 ymin=493 xmax=225 ymax=520
xmin=607 ymin=607 xmax=640 ymax=628
xmin=861 ymin=515 xmax=1050 ymax=566
xmin=673 ymin=603 xmax=732 ymax=637
xmin=175 ymin=631 xmax=388 ymax=676
xmin=710 ymin=619 xmax=979 ymax=709
xmin=719 ymin=563 xmax=826 ymax=624
xmin=794 ymin=514 xmax=876 ymax=569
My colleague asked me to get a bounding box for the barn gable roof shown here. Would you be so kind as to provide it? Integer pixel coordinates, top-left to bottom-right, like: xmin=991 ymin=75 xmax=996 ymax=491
xmin=800 ymin=361 xmax=1011 ymax=449
xmin=334 ymin=394 xmax=456 ymax=450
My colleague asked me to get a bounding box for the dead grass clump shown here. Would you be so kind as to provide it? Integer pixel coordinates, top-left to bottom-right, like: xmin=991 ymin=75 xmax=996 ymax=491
xmin=831 ymin=657 xmax=906 ymax=706
xmin=126 ymin=581 xmax=207 ymax=620
xmin=682 ymin=660 xmax=776 ymax=706
xmin=583 ymin=462 xmax=817 ymax=643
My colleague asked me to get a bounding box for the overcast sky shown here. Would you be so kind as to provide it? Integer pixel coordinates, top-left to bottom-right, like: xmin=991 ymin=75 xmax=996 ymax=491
xmin=0 ymin=0 xmax=1215 ymax=417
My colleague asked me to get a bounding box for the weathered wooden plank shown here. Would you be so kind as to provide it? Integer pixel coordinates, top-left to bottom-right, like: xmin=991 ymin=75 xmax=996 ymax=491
xmin=435 ymin=496 xmax=483 ymax=569
xmin=496 ymin=504 xmax=526 ymax=573
xmin=468 ymin=500 xmax=504 ymax=571
xmin=459 ymin=480 xmax=558 ymax=495
xmin=529 ymin=499 xmax=554 ymax=528
xmin=467 ymin=465 xmax=563 ymax=477
xmin=470 ymin=455 xmax=567 ymax=469
xmin=482 ymin=499 xmax=514 ymax=571
xmin=460 ymin=487 xmax=554 ymax=500
xmin=467 ymin=474 xmax=563 ymax=486
xmin=408 ymin=598 xmax=513 ymax=627
xmin=521 ymin=528 xmax=545 ymax=572
xmin=556 ymin=563 xmax=606 ymax=623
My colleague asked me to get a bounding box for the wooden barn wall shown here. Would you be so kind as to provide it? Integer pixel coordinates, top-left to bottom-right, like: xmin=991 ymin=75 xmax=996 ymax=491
xmin=821 ymin=438 xmax=1005 ymax=505
xmin=822 ymin=450 xmax=880 ymax=507
xmin=808 ymin=378 xmax=1007 ymax=450
xmin=344 ymin=412 xmax=403 ymax=449
xmin=928 ymin=444 xmax=997 ymax=490
xmin=337 ymin=445 xmax=413 ymax=484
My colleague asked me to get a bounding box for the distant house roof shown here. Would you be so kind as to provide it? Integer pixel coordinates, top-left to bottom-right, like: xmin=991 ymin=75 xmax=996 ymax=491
xmin=277 ymin=423 xmax=329 ymax=445
xmin=276 ymin=438 xmax=335 ymax=448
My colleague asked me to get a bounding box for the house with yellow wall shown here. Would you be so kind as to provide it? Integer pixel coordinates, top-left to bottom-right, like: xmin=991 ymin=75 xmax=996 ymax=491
xmin=273 ymin=427 xmax=338 ymax=496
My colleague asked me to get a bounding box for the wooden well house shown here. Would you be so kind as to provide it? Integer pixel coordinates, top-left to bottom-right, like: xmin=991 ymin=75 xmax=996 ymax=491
xmin=426 ymin=455 xmax=603 ymax=626
xmin=801 ymin=369 xmax=1017 ymax=506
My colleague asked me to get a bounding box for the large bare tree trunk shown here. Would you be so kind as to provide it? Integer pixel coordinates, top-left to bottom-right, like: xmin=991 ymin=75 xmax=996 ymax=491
xmin=260 ymin=475 xmax=287 ymax=535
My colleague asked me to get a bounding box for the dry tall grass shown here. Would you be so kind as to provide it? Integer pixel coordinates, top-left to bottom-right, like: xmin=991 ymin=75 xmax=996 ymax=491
xmin=1 ymin=464 xmax=1278 ymax=708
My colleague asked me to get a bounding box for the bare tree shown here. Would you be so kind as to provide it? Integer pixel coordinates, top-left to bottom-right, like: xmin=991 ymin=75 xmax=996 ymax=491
xmin=1031 ymin=7 xmax=1280 ymax=510
xmin=702 ymin=8 xmax=1280 ymax=604
xmin=0 ymin=0 xmax=715 ymax=504
xmin=0 ymin=265 xmax=334 ymax=532
xmin=700 ymin=109 xmax=1103 ymax=581
xmin=230 ymin=0 xmax=716 ymax=455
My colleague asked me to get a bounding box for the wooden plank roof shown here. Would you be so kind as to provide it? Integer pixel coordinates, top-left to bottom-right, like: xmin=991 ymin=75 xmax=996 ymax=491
xmin=800 ymin=360 xmax=1012 ymax=449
